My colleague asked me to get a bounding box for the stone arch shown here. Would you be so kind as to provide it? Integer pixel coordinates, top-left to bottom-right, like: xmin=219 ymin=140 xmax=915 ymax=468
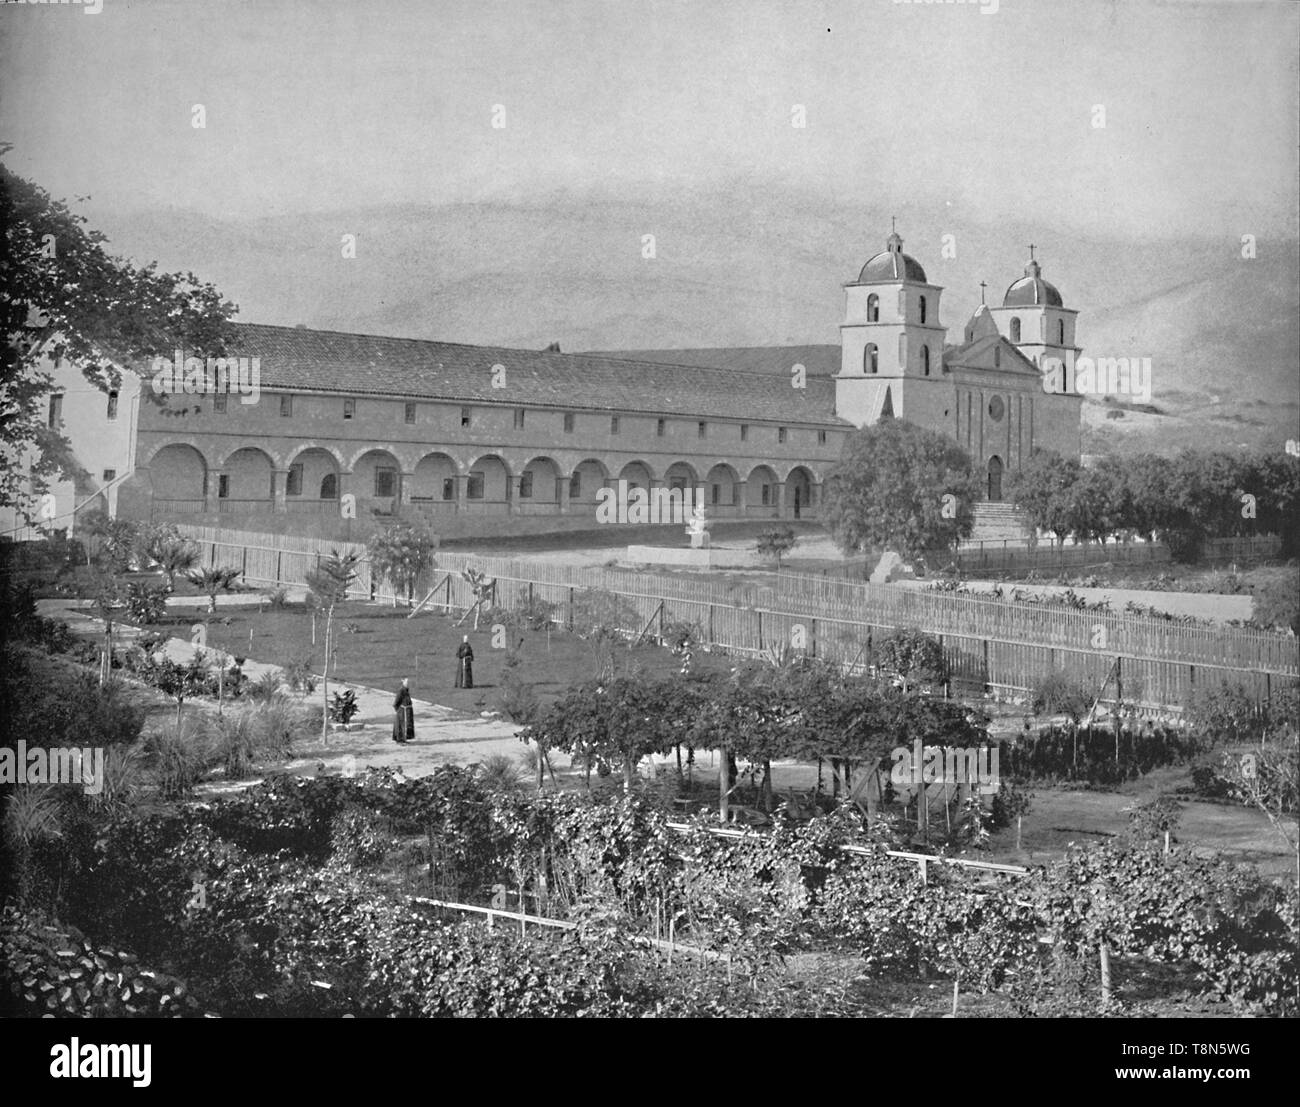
xmin=411 ymin=451 xmax=459 ymax=503
xmin=143 ymin=438 xmax=212 ymax=469
xmin=221 ymin=446 xmax=275 ymax=501
xmin=519 ymin=455 xmax=562 ymax=505
xmin=466 ymin=453 xmax=511 ymax=507
xmin=663 ymin=460 xmax=698 ymax=492
xmin=705 ymin=462 xmax=740 ymax=511
xmin=784 ymin=465 xmax=815 ymax=520
xmin=568 ymin=458 xmax=609 ymax=505
xmin=745 ymin=464 xmax=780 ymax=513
xmin=286 ymin=446 xmax=340 ymax=501
xmin=148 ymin=443 xmax=208 ymax=502
xmin=617 ymin=459 xmax=655 ymax=491
xmin=352 ymin=448 xmax=403 ymax=504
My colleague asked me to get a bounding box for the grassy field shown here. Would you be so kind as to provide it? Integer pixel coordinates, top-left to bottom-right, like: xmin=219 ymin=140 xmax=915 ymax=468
xmin=191 ymin=598 xmax=735 ymax=714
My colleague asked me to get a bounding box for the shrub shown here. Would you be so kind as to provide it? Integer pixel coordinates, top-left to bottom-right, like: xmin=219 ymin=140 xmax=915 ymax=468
xmin=145 ymin=716 xmax=208 ymax=798
xmin=1252 ymin=572 xmax=1300 ymax=634
xmin=283 ymin=657 xmax=318 ymax=695
xmin=328 ymin=689 xmax=360 ymax=726
xmin=125 ymin=581 xmax=168 ymax=625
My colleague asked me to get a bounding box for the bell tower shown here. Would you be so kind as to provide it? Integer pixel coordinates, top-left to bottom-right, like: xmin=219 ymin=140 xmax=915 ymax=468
xmin=836 ymin=223 xmax=947 ymax=427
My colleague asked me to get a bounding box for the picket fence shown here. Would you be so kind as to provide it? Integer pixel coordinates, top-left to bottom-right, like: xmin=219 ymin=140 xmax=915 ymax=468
xmin=178 ymin=525 xmax=1298 ymax=710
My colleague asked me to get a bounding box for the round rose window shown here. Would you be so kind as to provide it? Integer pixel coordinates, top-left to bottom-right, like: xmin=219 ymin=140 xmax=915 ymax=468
xmin=988 ymin=396 xmax=1005 ymax=421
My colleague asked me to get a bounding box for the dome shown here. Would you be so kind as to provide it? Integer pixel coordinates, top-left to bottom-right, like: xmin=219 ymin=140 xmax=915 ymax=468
xmin=857 ymin=231 xmax=927 ymax=284
xmin=1002 ymin=258 xmax=1063 ymax=307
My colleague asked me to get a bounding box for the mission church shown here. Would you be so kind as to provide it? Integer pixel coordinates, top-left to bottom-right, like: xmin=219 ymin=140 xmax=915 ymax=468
xmin=20 ymin=226 xmax=1082 ymax=540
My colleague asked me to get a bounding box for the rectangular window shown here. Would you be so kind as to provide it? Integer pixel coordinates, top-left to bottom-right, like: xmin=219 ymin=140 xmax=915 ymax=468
xmin=519 ymin=471 xmax=533 ymax=498
xmin=405 ymin=402 xmax=417 ymax=425
xmin=760 ymin=484 xmax=771 ymax=506
xmin=48 ymin=394 xmax=63 ymax=428
xmin=343 ymin=398 xmax=356 ymax=420
xmin=698 ymin=421 xmax=707 ymax=439
xmin=280 ymin=395 xmax=293 ymax=417
xmin=656 ymin=418 xmax=665 ymax=437
xmin=711 ymin=484 xmax=720 ymax=505
xmin=287 ymin=464 xmax=303 ymax=497
xmin=107 ymin=391 xmax=119 ymax=420
xmin=213 ymin=393 xmax=228 ymax=413
xmin=467 ymin=472 xmax=485 ymax=500
xmin=460 ymin=406 xmax=471 ymax=428
xmin=218 ymin=474 xmax=230 ymax=499
xmin=778 ymin=427 xmax=788 ymax=444
xmin=610 ymin=416 xmax=620 ymax=434
xmin=514 ymin=408 xmax=526 ymax=430
xmin=563 ymin=412 xmax=575 ymax=433
xmin=740 ymin=424 xmax=749 ymax=442
xmin=102 ymin=469 xmax=116 ymax=483
xmin=818 ymin=430 xmax=827 ymax=445
xmin=442 ymin=478 xmax=455 ymax=501
xmin=374 ymin=467 xmax=397 ymax=498
xmin=569 ymin=473 xmax=581 ymax=499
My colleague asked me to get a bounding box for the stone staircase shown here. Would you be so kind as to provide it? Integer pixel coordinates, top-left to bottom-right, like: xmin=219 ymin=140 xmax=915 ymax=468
xmin=966 ymin=502 xmax=1035 ymax=545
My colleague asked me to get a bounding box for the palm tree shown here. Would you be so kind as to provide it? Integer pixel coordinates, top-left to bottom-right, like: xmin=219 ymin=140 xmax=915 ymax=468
xmin=151 ymin=536 xmax=201 ymax=593
xmin=187 ymin=566 xmax=242 ymax=614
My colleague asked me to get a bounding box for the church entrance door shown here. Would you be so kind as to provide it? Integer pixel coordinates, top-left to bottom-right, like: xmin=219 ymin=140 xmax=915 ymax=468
xmin=987 ymin=456 xmax=1003 ymax=502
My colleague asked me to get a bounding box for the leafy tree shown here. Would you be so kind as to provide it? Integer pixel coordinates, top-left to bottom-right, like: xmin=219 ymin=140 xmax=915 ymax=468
xmin=1252 ymin=572 xmax=1300 ymax=635
xmin=304 ymin=551 xmax=359 ymax=743
xmin=1004 ymin=448 xmax=1082 ymax=542
xmin=755 ymin=526 xmax=797 ymax=570
xmin=366 ymin=523 xmax=437 ymax=605
xmin=187 ymin=566 xmax=242 ymax=614
xmin=875 ymin=628 xmax=947 ymax=693
xmin=822 ymin=418 xmax=979 ymax=561
xmin=459 ymin=568 xmax=495 ymax=630
xmin=1 ymin=151 xmax=235 ymax=519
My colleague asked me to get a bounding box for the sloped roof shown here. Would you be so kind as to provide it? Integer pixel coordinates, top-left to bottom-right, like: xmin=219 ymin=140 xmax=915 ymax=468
xmin=207 ymin=323 xmax=851 ymax=427
xmin=578 ymin=344 xmax=841 ymax=377
xmin=943 ymin=333 xmax=1042 ymax=377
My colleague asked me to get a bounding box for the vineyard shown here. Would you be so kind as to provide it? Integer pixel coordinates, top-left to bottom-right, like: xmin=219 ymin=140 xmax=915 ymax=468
xmin=5 ymin=770 xmax=1296 ymax=1019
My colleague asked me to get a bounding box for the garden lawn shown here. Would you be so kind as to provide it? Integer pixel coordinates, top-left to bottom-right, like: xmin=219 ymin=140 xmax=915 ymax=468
xmin=192 ymin=600 xmax=733 ymax=715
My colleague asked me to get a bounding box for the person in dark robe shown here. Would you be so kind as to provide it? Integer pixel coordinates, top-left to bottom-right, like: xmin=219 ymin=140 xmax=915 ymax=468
xmin=392 ymin=678 xmax=414 ymax=743
xmin=455 ymin=636 xmax=474 ymax=689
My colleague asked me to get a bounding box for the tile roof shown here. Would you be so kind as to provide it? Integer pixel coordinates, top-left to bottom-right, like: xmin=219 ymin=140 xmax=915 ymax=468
xmin=209 ymin=323 xmax=850 ymax=427
xmin=578 ymin=345 xmax=841 ymax=377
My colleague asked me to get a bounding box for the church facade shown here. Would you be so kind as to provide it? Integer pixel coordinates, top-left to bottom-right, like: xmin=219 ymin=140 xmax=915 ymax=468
xmin=13 ymin=227 xmax=1082 ymax=540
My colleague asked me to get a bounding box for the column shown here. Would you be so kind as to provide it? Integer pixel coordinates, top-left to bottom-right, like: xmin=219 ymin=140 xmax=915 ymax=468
xmin=733 ymin=480 xmax=747 ymax=518
xmin=773 ymin=481 xmax=787 ymax=519
xmin=272 ymin=469 xmax=289 ymax=513
xmin=205 ymin=470 xmax=225 ymax=514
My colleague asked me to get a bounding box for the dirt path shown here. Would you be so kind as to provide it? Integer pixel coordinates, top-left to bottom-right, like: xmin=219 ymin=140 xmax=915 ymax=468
xmin=40 ymin=597 xmax=536 ymax=794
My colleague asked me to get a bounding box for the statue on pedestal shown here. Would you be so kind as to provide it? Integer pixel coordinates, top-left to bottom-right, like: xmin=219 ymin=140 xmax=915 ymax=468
xmin=685 ymin=502 xmax=711 ymax=549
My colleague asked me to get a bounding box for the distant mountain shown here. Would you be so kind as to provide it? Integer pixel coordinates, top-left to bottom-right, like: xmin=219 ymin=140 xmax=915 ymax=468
xmin=83 ymin=186 xmax=1298 ymax=453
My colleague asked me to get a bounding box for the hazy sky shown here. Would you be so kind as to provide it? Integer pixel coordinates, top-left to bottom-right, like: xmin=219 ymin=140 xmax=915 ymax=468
xmin=2 ymin=0 xmax=1296 ymax=240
